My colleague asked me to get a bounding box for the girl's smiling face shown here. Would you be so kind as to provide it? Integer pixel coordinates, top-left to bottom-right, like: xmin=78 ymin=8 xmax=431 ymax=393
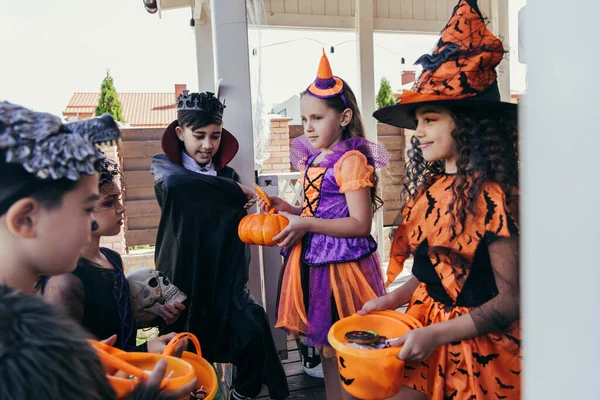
xmin=414 ymin=106 xmax=458 ymax=171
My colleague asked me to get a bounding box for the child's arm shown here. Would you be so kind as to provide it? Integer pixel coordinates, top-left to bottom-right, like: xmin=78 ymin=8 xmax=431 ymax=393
xmin=258 ymin=195 xmax=302 ymax=216
xmin=42 ymin=274 xmax=85 ymax=323
xmin=358 ymin=276 xmax=421 ymax=315
xmin=274 ymin=186 xmax=373 ymax=248
xmin=389 ymin=237 xmax=519 ymax=361
xmin=237 ymin=183 xmax=258 ymax=209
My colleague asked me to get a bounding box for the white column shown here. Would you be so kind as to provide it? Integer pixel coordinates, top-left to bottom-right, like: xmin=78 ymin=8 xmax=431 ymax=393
xmin=355 ymin=0 xmax=377 ymax=142
xmin=523 ymin=2 xmax=600 ymax=399
xmin=356 ymin=0 xmax=384 ymax=258
xmin=490 ymin=0 xmax=510 ymax=101
xmin=194 ymin=4 xmax=215 ymax=92
xmin=209 ymin=0 xmax=262 ymax=300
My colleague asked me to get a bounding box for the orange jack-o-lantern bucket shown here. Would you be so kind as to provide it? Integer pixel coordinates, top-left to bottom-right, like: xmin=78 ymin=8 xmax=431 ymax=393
xmin=162 ymin=333 xmax=218 ymax=400
xmin=328 ymin=311 xmax=422 ymax=400
xmin=90 ymin=340 xmax=196 ymax=399
xmin=238 ymin=184 xmax=289 ymax=246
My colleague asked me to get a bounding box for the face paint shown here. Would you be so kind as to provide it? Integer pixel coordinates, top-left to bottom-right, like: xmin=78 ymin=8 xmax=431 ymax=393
xmin=94 ymin=182 xmax=123 ymax=212
xmin=91 ymin=220 xmax=99 ymax=231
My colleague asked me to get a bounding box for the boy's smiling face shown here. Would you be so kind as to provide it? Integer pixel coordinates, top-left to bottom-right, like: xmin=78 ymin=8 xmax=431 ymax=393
xmin=175 ymin=123 xmax=222 ymax=166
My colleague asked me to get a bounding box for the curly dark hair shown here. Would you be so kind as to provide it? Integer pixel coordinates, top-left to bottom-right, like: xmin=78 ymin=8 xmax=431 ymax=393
xmin=301 ymin=80 xmax=384 ymax=212
xmin=398 ymin=106 xmax=518 ymax=234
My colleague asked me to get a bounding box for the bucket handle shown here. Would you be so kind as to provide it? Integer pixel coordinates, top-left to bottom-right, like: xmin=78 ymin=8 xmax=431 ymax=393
xmin=162 ymin=332 xmax=202 ymax=358
xmin=89 ymin=340 xmax=148 ymax=381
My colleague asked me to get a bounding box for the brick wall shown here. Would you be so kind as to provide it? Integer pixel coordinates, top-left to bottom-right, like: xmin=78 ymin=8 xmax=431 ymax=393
xmin=288 ymin=124 xmax=304 ymax=145
xmin=377 ymin=123 xmax=406 ymax=226
xmin=261 ymin=116 xmax=293 ymax=173
xmin=99 ymin=144 xmax=127 ymax=254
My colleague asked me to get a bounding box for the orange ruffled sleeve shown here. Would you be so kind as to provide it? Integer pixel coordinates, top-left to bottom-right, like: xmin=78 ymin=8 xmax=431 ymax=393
xmin=333 ymin=150 xmax=375 ymax=193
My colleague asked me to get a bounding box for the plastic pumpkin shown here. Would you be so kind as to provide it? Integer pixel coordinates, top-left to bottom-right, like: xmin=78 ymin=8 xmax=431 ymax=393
xmin=327 ymin=311 xmax=423 ymax=400
xmin=238 ymin=184 xmax=289 ymax=246
xmin=162 ymin=333 xmax=218 ymax=400
xmin=90 ymin=340 xmax=196 ymax=399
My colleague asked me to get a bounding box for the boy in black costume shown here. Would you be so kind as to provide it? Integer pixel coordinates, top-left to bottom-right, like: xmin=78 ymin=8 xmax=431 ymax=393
xmin=152 ymin=91 xmax=289 ymax=400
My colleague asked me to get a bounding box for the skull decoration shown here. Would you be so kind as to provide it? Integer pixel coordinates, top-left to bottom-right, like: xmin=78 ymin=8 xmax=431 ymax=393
xmin=127 ymin=269 xmax=187 ymax=328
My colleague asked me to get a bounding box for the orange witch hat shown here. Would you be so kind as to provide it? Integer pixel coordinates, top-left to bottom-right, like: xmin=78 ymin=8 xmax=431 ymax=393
xmin=374 ymin=0 xmax=515 ymax=129
xmin=306 ymin=49 xmax=345 ymax=101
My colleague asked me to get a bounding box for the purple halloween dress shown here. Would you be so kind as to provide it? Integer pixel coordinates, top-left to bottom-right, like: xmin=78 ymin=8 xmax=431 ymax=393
xmin=275 ymin=136 xmax=389 ymax=347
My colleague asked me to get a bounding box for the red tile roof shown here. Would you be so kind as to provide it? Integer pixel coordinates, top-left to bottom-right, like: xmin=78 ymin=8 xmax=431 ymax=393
xmin=64 ymin=92 xmax=177 ymax=127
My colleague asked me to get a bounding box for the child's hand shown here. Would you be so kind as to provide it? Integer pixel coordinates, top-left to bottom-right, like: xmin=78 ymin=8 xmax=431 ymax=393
xmin=147 ymin=332 xmax=188 ymax=356
xmin=145 ymin=359 xmax=197 ymax=397
xmin=100 ymin=334 xmax=118 ymax=346
xmin=259 ymin=195 xmax=292 ymax=214
xmin=157 ymin=301 xmax=185 ymax=326
xmin=388 ymin=326 xmax=440 ymax=361
xmin=357 ymin=295 xmax=392 ymax=315
xmin=273 ymin=212 xmax=309 ymax=248
xmin=238 ymin=183 xmax=258 ymax=209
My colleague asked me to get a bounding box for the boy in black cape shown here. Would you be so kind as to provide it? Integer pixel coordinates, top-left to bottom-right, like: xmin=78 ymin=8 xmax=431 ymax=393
xmin=151 ymin=91 xmax=289 ymax=400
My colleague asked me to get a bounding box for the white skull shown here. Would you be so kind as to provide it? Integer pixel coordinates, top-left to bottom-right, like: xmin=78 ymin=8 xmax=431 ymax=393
xmin=127 ymin=268 xmax=187 ymax=328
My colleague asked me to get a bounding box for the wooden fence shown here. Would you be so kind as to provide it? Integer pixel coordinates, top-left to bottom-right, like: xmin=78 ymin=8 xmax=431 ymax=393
xmin=121 ymin=128 xmax=162 ymax=247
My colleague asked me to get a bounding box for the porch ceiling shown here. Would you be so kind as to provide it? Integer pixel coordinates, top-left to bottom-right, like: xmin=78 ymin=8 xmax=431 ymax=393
xmin=253 ymin=0 xmax=493 ymax=33
xmin=157 ymin=0 xmax=494 ymax=34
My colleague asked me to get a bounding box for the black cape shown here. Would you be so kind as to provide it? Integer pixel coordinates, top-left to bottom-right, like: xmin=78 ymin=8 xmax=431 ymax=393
xmin=151 ymin=155 xmax=288 ymax=398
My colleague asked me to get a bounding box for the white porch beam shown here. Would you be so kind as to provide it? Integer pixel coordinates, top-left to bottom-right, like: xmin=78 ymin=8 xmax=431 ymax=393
xmin=261 ymin=13 xmax=356 ymax=30
xmin=158 ymin=0 xmax=193 ymax=12
xmin=374 ymin=18 xmax=446 ymax=33
xmin=257 ymin=13 xmax=447 ymax=34
xmin=194 ymin=6 xmax=215 ymax=92
xmin=490 ymin=0 xmax=510 ymax=101
xmin=523 ymin=1 xmax=600 ymax=399
xmin=209 ymin=0 xmax=262 ymax=300
xmin=355 ymin=0 xmax=376 ymax=142
xmin=210 ymin=0 xmax=254 ymax=180
xmin=356 ymin=0 xmax=384 ymax=258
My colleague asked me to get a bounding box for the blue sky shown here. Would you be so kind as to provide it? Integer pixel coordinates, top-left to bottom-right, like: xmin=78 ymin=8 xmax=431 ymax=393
xmin=0 ymin=0 xmax=526 ymax=116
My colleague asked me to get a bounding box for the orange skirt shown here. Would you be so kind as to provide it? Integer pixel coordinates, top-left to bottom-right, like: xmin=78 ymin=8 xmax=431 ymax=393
xmin=404 ymin=283 xmax=521 ymax=399
xmin=275 ymin=242 xmax=384 ymax=346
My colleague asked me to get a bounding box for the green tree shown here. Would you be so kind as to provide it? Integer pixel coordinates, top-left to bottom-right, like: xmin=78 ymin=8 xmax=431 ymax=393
xmin=95 ymin=70 xmax=125 ymax=122
xmin=376 ymin=77 xmax=396 ymax=110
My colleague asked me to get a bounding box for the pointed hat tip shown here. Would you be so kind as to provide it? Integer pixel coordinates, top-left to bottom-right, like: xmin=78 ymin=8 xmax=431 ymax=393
xmin=316 ymin=49 xmax=333 ymax=79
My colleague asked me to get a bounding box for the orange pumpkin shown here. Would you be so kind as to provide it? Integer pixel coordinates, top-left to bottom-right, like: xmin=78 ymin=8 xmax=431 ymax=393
xmin=238 ymin=184 xmax=289 ymax=246
xmin=238 ymin=209 xmax=289 ymax=246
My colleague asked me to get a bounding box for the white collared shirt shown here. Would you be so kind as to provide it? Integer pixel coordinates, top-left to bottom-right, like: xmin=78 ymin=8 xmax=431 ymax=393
xmin=181 ymin=151 xmax=217 ymax=176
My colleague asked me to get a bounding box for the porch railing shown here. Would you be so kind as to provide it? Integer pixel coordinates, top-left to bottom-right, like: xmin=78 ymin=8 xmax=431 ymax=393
xmin=258 ymin=172 xmax=385 ymax=255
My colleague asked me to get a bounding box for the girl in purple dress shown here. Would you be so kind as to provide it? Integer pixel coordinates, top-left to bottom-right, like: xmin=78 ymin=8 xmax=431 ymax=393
xmin=258 ymin=51 xmax=389 ymax=399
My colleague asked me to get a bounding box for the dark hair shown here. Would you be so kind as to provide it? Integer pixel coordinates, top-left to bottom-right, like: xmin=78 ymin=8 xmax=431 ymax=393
xmin=0 ymin=285 xmax=116 ymax=400
xmin=0 ymin=164 xmax=79 ymax=216
xmin=399 ymin=106 xmax=518 ymax=233
xmin=177 ymin=110 xmax=222 ymax=133
xmin=301 ymin=80 xmax=384 ymax=212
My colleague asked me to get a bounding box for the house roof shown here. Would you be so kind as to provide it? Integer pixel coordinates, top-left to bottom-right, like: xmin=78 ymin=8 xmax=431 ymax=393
xmin=64 ymin=92 xmax=177 ymax=127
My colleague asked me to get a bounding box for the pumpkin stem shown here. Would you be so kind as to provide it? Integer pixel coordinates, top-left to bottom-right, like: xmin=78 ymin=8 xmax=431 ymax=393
xmin=268 ymin=208 xmax=277 ymax=215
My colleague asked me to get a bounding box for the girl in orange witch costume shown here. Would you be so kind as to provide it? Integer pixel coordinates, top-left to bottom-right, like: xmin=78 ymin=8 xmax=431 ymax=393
xmin=360 ymin=1 xmax=521 ymax=399
xmin=258 ymin=51 xmax=390 ymax=399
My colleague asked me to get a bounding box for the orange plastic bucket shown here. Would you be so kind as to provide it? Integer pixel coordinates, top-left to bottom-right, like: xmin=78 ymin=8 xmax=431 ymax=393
xmin=328 ymin=311 xmax=422 ymax=400
xmin=162 ymin=333 xmax=218 ymax=400
xmin=90 ymin=340 xmax=196 ymax=399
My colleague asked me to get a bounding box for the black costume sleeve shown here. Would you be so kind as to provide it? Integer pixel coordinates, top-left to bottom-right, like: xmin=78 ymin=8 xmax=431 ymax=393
xmin=217 ymin=165 xmax=241 ymax=183
xmin=151 ymin=155 xmax=288 ymax=399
